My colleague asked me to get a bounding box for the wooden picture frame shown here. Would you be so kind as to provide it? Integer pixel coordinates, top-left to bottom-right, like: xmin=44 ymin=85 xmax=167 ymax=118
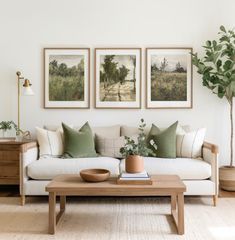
xmin=44 ymin=48 xmax=90 ymax=109
xmin=146 ymin=48 xmax=193 ymax=109
xmin=95 ymin=48 xmax=142 ymax=109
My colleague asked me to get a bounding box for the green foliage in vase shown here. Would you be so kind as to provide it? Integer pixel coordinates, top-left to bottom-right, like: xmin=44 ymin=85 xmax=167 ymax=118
xmin=191 ymin=25 xmax=235 ymax=166
xmin=0 ymin=121 xmax=19 ymax=132
xmin=120 ymin=119 xmax=156 ymax=157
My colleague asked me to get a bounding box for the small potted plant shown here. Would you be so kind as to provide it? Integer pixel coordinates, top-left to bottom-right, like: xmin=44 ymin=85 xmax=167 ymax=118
xmin=120 ymin=119 xmax=156 ymax=173
xmin=192 ymin=25 xmax=235 ymax=191
xmin=0 ymin=121 xmax=18 ymax=138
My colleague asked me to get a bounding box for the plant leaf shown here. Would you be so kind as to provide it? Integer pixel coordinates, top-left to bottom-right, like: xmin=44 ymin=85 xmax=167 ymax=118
xmin=220 ymin=25 xmax=226 ymax=33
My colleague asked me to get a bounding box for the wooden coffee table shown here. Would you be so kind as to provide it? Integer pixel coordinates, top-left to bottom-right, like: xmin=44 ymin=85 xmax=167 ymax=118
xmin=45 ymin=174 xmax=186 ymax=235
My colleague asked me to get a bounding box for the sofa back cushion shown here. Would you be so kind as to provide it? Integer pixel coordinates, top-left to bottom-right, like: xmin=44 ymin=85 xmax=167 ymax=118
xmin=62 ymin=122 xmax=97 ymax=158
xmin=95 ymin=135 xmax=125 ymax=158
xmin=121 ymin=125 xmax=150 ymax=136
xmin=121 ymin=124 xmax=188 ymax=137
xmin=93 ymin=125 xmax=120 ymax=137
xmin=95 ymin=134 xmax=138 ymax=158
xmin=44 ymin=125 xmax=120 ymax=138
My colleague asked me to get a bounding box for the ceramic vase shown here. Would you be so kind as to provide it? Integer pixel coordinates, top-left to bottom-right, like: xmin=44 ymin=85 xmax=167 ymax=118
xmin=125 ymin=155 xmax=144 ymax=173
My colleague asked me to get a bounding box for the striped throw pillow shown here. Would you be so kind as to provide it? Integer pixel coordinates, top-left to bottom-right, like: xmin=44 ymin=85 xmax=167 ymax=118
xmin=176 ymin=128 xmax=206 ymax=158
xmin=36 ymin=127 xmax=64 ymax=158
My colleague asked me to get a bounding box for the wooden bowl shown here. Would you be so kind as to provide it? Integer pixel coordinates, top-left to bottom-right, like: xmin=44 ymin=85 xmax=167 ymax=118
xmin=80 ymin=169 xmax=110 ymax=182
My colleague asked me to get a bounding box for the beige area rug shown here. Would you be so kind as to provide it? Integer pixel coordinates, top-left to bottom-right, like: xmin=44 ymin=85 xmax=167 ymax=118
xmin=0 ymin=196 xmax=235 ymax=240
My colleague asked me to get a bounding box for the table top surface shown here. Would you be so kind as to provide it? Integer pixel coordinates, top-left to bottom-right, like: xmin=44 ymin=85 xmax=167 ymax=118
xmin=0 ymin=139 xmax=36 ymax=145
xmin=46 ymin=174 xmax=186 ymax=193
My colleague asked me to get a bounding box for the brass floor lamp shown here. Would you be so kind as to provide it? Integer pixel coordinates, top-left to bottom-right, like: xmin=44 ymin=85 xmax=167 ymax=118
xmin=16 ymin=71 xmax=34 ymax=138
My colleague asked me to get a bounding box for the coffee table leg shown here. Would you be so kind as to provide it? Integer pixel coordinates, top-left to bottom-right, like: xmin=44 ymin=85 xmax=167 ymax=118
xmin=171 ymin=194 xmax=177 ymax=214
xmin=177 ymin=193 xmax=184 ymax=235
xmin=60 ymin=196 xmax=66 ymax=211
xmin=49 ymin=192 xmax=56 ymax=234
xmin=171 ymin=193 xmax=185 ymax=235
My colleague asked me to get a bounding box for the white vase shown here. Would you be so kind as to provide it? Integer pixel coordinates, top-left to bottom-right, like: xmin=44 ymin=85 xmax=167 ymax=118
xmin=2 ymin=130 xmax=7 ymax=138
xmin=15 ymin=135 xmax=23 ymax=142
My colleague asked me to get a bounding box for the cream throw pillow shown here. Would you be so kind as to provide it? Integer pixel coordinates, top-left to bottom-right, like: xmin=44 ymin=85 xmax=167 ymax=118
xmin=176 ymin=128 xmax=206 ymax=158
xmin=36 ymin=127 xmax=63 ymax=157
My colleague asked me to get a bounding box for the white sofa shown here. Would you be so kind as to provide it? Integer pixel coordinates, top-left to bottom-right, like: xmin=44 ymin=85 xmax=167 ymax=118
xmin=19 ymin=125 xmax=219 ymax=206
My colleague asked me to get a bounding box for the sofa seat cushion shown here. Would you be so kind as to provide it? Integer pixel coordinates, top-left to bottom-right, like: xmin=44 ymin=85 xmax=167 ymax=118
xmin=120 ymin=157 xmax=211 ymax=180
xmin=27 ymin=157 xmax=120 ymax=180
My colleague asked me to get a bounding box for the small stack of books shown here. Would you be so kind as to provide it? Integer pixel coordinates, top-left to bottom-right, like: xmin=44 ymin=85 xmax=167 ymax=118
xmin=117 ymin=170 xmax=152 ymax=185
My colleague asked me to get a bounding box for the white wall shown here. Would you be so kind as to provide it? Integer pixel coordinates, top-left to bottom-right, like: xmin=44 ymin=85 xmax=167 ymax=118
xmin=0 ymin=0 xmax=234 ymax=165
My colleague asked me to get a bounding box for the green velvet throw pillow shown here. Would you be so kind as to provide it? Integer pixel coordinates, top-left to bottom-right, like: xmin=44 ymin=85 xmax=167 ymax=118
xmin=147 ymin=121 xmax=178 ymax=158
xmin=62 ymin=122 xmax=97 ymax=158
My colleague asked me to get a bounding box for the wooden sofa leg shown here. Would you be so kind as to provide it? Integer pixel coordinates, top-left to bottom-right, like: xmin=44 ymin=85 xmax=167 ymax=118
xmin=213 ymin=195 xmax=217 ymax=207
xmin=20 ymin=195 xmax=25 ymax=206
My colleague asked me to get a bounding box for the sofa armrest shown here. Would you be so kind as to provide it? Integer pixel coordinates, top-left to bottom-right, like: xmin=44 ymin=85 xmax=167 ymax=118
xmin=19 ymin=142 xmax=39 ymax=195
xmin=202 ymin=141 xmax=219 ymax=195
xmin=203 ymin=141 xmax=219 ymax=154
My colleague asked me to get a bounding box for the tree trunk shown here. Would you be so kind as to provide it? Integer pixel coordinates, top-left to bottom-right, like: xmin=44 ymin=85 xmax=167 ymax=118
xmin=230 ymin=98 xmax=234 ymax=167
xmin=133 ymin=65 xmax=136 ymax=92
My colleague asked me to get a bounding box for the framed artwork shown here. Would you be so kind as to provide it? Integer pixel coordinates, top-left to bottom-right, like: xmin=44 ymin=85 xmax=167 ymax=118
xmin=146 ymin=48 xmax=192 ymax=109
xmin=44 ymin=48 xmax=90 ymax=108
xmin=95 ymin=48 xmax=141 ymax=108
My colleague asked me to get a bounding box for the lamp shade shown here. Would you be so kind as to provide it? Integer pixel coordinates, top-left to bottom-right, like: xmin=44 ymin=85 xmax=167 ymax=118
xmin=23 ymin=86 xmax=34 ymax=96
xmin=22 ymin=79 xmax=34 ymax=96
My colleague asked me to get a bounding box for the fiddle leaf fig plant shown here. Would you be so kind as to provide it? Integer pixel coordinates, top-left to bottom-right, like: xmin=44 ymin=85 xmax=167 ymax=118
xmin=192 ymin=25 xmax=235 ymax=167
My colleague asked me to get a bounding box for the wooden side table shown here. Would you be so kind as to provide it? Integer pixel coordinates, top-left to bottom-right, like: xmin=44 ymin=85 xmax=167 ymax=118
xmin=0 ymin=140 xmax=37 ymax=205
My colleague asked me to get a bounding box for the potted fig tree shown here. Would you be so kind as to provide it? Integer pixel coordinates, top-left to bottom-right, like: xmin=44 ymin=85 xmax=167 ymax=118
xmin=192 ymin=25 xmax=235 ymax=191
xmin=120 ymin=119 xmax=156 ymax=173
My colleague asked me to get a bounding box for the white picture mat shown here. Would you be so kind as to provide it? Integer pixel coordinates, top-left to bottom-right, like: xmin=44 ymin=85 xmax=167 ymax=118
xmin=95 ymin=49 xmax=141 ymax=108
xmin=147 ymin=48 xmax=192 ymax=108
xmin=44 ymin=49 xmax=89 ymax=108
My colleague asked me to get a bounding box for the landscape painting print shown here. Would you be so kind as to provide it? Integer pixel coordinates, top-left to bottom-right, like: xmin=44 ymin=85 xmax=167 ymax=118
xmin=146 ymin=48 xmax=192 ymax=108
xmin=95 ymin=48 xmax=141 ymax=108
xmin=44 ymin=48 xmax=90 ymax=108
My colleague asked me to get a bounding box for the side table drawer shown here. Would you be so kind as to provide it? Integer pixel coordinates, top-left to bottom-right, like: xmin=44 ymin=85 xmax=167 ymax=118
xmin=0 ymin=151 xmax=19 ymax=161
xmin=0 ymin=160 xmax=19 ymax=184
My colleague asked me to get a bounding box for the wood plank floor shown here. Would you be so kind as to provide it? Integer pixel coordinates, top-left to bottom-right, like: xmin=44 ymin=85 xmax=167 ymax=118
xmin=1 ymin=185 xmax=235 ymax=197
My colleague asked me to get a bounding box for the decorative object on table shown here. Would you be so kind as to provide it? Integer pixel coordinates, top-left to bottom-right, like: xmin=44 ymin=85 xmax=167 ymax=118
xmin=120 ymin=119 xmax=156 ymax=173
xmin=95 ymin=48 xmax=141 ymax=109
xmin=80 ymin=169 xmax=110 ymax=182
xmin=0 ymin=121 xmax=18 ymax=138
xmin=191 ymin=25 xmax=235 ymax=191
xmin=146 ymin=48 xmax=192 ymax=108
xmin=0 ymin=120 xmax=31 ymax=141
xmin=16 ymin=71 xmax=34 ymax=139
xmin=117 ymin=170 xmax=152 ymax=185
xmin=44 ymin=48 xmax=90 ymax=109
xmin=17 ymin=130 xmax=31 ymax=141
